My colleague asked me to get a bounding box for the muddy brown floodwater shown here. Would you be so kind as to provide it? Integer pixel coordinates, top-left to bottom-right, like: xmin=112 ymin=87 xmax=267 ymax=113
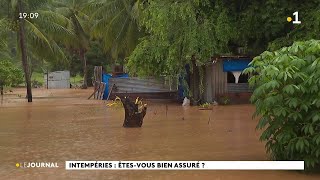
xmin=0 ymin=88 xmax=319 ymax=180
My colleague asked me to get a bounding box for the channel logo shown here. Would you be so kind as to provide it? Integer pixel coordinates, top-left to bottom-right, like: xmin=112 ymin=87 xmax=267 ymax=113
xmin=16 ymin=162 xmax=59 ymax=168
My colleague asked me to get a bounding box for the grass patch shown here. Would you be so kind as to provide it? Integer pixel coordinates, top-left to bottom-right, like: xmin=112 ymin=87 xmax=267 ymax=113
xmin=31 ymin=72 xmax=44 ymax=84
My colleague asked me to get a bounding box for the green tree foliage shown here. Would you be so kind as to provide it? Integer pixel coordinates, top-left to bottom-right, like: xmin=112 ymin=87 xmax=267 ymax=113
xmin=10 ymin=0 xmax=73 ymax=62
xmin=126 ymin=0 xmax=320 ymax=102
xmin=244 ymin=40 xmax=320 ymax=169
xmin=1 ymin=0 xmax=320 ymax=101
xmin=0 ymin=24 xmax=11 ymax=60
xmin=127 ymin=0 xmax=232 ymax=77
xmin=210 ymin=0 xmax=320 ymax=53
xmin=87 ymin=0 xmax=143 ymax=62
xmin=0 ymin=0 xmax=75 ymax=101
xmin=0 ymin=59 xmax=23 ymax=94
xmin=53 ymin=0 xmax=92 ymax=88
xmin=128 ymin=0 xmax=320 ymax=77
xmin=53 ymin=41 xmax=111 ymax=85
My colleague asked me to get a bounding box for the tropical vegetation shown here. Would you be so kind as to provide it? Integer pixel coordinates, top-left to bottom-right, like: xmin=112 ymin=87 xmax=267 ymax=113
xmin=0 ymin=0 xmax=319 ymax=102
xmin=0 ymin=59 xmax=23 ymax=95
xmin=244 ymin=40 xmax=320 ymax=169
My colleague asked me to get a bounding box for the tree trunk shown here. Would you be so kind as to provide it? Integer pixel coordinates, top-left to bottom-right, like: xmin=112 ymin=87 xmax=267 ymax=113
xmin=80 ymin=49 xmax=88 ymax=89
xmin=18 ymin=0 xmax=32 ymax=102
xmin=121 ymin=97 xmax=147 ymax=127
xmin=190 ymin=56 xmax=200 ymax=105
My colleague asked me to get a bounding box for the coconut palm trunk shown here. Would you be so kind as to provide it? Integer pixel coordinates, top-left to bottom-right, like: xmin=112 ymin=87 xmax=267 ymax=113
xmin=18 ymin=0 xmax=32 ymax=102
xmin=80 ymin=49 xmax=87 ymax=89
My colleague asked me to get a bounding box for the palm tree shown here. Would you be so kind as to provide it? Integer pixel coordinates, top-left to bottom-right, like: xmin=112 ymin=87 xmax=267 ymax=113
xmin=53 ymin=0 xmax=91 ymax=88
xmin=0 ymin=0 xmax=74 ymax=102
xmin=86 ymin=0 xmax=143 ymax=66
xmin=17 ymin=0 xmax=31 ymax=101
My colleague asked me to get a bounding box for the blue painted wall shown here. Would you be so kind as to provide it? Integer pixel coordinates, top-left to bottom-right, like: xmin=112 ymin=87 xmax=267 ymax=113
xmin=102 ymin=74 xmax=129 ymax=99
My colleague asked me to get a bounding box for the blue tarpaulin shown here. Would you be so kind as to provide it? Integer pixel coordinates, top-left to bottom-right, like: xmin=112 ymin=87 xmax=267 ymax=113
xmin=223 ymin=59 xmax=251 ymax=72
xmin=102 ymin=73 xmax=129 ymax=99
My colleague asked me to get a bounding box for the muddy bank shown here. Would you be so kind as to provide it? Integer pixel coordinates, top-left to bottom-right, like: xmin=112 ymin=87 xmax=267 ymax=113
xmin=0 ymin=88 xmax=319 ymax=179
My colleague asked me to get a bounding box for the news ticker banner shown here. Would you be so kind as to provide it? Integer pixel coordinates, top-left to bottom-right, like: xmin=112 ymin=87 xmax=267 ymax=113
xmin=65 ymin=161 xmax=304 ymax=170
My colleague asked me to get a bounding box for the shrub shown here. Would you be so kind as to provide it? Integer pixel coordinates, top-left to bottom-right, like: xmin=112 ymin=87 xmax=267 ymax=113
xmin=32 ymin=80 xmax=43 ymax=88
xmin=218 ymin=95 xmax=231 ymax=105
xmin=244 ymin=40 xmax=320 ymax=169
xmin=0 ymin=60 xmax=23 ymax=88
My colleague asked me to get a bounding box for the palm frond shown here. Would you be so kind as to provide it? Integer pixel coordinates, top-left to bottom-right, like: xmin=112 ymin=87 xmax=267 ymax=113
xmin=88 ymin=0 xmax=143 ymax=59
xmin=55 ymin=6 xmax=73 ymax=17
xmin=37 ymin=10 xmax=72 ymax=27
xmin=32 ymin=18 xmax=75 ymax=44
xmin=87 ymin=0 xmax=124 ymax=20
xmin=25 ymin=19 xmax=53 ymax=52
xmin=25 ymin=0 xmax=50 ymax=11
xmin=93 ymin=7 xmax=126 ymax=49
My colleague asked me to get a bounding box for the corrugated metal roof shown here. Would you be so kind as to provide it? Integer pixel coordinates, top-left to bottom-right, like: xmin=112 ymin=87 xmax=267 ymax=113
xmin=109 ymin=78 xmax=173 ymax=93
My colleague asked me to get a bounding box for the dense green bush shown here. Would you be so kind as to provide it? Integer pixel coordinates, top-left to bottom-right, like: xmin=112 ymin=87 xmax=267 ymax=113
xmin=0 ymin=60 xmax=23 ymax=88
xmin=244 ymin=40 xmax=320 ymax=169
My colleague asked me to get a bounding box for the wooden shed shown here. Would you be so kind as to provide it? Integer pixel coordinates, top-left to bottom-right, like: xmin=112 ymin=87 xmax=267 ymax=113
xmin=204 ymin=56 xmax=253 ymax=104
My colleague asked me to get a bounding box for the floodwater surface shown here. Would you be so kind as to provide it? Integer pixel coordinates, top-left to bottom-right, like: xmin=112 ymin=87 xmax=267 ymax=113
xmin=0 ymin=88 xmax=319 ymax=179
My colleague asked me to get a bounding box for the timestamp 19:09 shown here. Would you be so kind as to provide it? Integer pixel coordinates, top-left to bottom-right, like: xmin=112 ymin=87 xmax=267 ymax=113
xmin=19 ymin=12 xmax=39 ymax=19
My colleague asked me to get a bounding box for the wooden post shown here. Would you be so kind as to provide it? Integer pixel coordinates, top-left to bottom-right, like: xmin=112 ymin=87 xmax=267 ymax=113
xmin=93 ymin=66 xmax=103 ymax=99
xmin=94 ymin=81 xmax=100 ymax=99
xmin=88 ymin=87 xmax=99 ymax=100
xmin=106 ymin=84 xmax=115 ymax=101
xmin=98 ymin=82 xmax=106 ymax=100
xmin=94 ymin=66 xmax=102 ymax=82
xmin=88 ymin=82 xmax=106 ymax=100
xmin=46 ymin=69 xmax=49 ymax=89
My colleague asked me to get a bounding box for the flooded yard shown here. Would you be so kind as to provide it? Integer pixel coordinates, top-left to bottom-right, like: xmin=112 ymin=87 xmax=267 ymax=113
xmin=0 ymin=88 xmax=319 ymax=179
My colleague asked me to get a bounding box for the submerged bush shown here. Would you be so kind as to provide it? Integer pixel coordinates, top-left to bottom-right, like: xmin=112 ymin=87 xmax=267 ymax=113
xmin=0 ymin=60 xmax=23 ymax=88
xmin=244 ymin=40 xmax=320 ymax=169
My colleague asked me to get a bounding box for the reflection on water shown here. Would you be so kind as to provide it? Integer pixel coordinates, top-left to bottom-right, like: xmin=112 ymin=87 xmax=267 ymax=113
xmin=0 ymin=88 xmax=319 ymax=179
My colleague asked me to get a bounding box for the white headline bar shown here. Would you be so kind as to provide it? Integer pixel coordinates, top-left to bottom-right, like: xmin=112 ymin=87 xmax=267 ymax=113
xmin=65 ymin=161 xmax=304 ymax=170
